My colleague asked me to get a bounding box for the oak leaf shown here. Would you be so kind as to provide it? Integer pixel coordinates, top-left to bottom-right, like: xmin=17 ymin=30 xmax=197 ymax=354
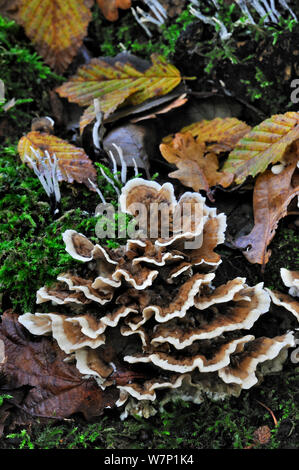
xmin=97 ymin=0 xmax=131 ymax=21
xmin=0 ymin=311 xmax=119 ymax=421
xmin=160 ymin=132 xmax=234 ymax=195
xmin=9 ymin=0 xmax=94 ymax=73
xmin=18 ymin=131 xmax=97 ymax=190
xmin=223 ymin=111 xmax=299 ymax=183
xmin=234 ymin=161 xmax=299 ymax=266
xmin=56 ymin=54 xmax=187 ymax=126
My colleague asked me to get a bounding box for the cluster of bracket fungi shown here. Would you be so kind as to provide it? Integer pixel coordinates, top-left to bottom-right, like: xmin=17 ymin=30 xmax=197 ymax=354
xmin=19 ymin=178 xmax=298 ymax=419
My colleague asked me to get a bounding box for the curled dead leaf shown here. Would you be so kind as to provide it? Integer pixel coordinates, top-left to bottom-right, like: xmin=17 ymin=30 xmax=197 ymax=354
xmin=234 ymin=160 xmax=299 ymax=266
xmin=130 ymin=94 xmax=188 ymax=123
xmin=160 ymin=132 xmax=234 ymax=196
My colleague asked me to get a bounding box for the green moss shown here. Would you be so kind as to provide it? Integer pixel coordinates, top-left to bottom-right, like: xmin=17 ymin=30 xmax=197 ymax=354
xmin=0 ymin=144 xmax=124 ymax=313
xmin=0 ymin=15 xmax=63 ymax=133
xmin=90 ymin=6 xmax=195 ymax=59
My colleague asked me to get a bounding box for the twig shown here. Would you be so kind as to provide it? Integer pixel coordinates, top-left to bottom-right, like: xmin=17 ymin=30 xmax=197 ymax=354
xmin=256 ymin=399 xmax=278 ymax=426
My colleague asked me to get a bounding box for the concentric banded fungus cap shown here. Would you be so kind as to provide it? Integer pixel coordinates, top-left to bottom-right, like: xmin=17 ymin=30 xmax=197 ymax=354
xmin=17 ymin=178 xmax=297 ymax=417
xmin=280 ymin=268 xmax=299 ymax=297
xmin=119 ymin=178 xmax=211 ymax=248
xmin=266 ymin=268 xmax=299 ymax=322
xmin=218 ymin=332 xmax=295 ymax=389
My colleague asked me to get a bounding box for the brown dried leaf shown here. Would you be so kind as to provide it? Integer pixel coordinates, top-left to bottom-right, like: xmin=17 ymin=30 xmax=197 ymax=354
xmin=0 ymin=311 xmax=119 ymax=421
xmin=18 ymin=131 xmax=97 ymax=190
xmin=235 ymin=161 xmax=299 ymax=266
xmin=130 ymin=94 xmax=188 ymax=123
xmin=160 ymin=132 xmax=234 ymax=194
xmin=97 ymin=0 xmax=131 ymax=21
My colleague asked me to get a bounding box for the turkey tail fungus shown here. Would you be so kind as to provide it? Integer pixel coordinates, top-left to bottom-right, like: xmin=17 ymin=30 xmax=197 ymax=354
xmin=18 ymin=179 xmax=297 ymax=419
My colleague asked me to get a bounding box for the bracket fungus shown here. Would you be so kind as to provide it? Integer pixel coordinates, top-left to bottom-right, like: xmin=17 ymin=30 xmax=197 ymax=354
xmin=266 ymin=268 xmax=299 ymax=322
xmin=18 ymin=178 xmax=297 ymax=418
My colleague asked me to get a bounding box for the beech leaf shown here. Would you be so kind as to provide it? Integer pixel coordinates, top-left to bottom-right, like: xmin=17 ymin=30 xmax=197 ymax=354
xmin=234 ymin=161 xmax=299 ymax=266
xmin=56 ymin=54 xmax=189 ymax=125
xmin=18 ymin=131 xmax=97 ymax=190
xmin=0 ymin=1 xmax=133 ymax=71
xmin=162 ymin=117 xmax=251 ymax=153
xmin=223 ymin=111 xmax=299 ymax=183
xmin=0 ymin=311 xmax=119 ymax=421
xmin=10 ymin=0 xmax=94 ymax=73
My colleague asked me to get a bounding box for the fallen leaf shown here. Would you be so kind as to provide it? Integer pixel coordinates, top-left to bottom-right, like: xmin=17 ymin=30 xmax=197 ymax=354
xmin=0 ymin=1 xmax=133 ymax=72
xmin=10 ymin=0 xmax=94 ymax=73
xmin=0 ymin=389 xmax=26 ymax=437
xmin=97 ymin=0 xmax=131 ymax=21
xmin=18 ymin=131 xmax=97 ymax=190
xmin=130 ymin=94 xmax=188 ymax=123
xmin=56 ymin=53 xmax=189 ymax=123
xmin=234 ymin=161 xmax=299 ymax=266
xmin=160 ymin=132 xmax=234 ymax=194
xmin=0 ymin=311 xmax=119 ymax=422
xmin=169 ymin=159 xmax=211 ymax=194
xmin=80 ymin=87 xmax=188 ymax=133
xmin=162 ymin=116 xmax=250 ymax=153
xmin=223 ymin=111 xmax=299 ymax=184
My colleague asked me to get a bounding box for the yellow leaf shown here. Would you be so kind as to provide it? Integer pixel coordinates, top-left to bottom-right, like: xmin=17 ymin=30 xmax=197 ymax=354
xmin=18 ymin=131 xmax=97 ymax=190
xmin=163 ymin=117 xmax=250 ymax=153
xmin=13 ymin=0 xmax=93 ymax=73
xmin=56 ymin=54 xmax=190 ymax=127
xmin=223 ymin=111 xmax=299 ymax=184
xmin=79 ymin=87 xmax=134 ymax=134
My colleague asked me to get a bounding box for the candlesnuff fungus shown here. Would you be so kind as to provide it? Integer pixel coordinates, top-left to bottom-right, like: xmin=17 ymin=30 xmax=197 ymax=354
xmin=18 ymin=179 xmax=297 ymax=418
